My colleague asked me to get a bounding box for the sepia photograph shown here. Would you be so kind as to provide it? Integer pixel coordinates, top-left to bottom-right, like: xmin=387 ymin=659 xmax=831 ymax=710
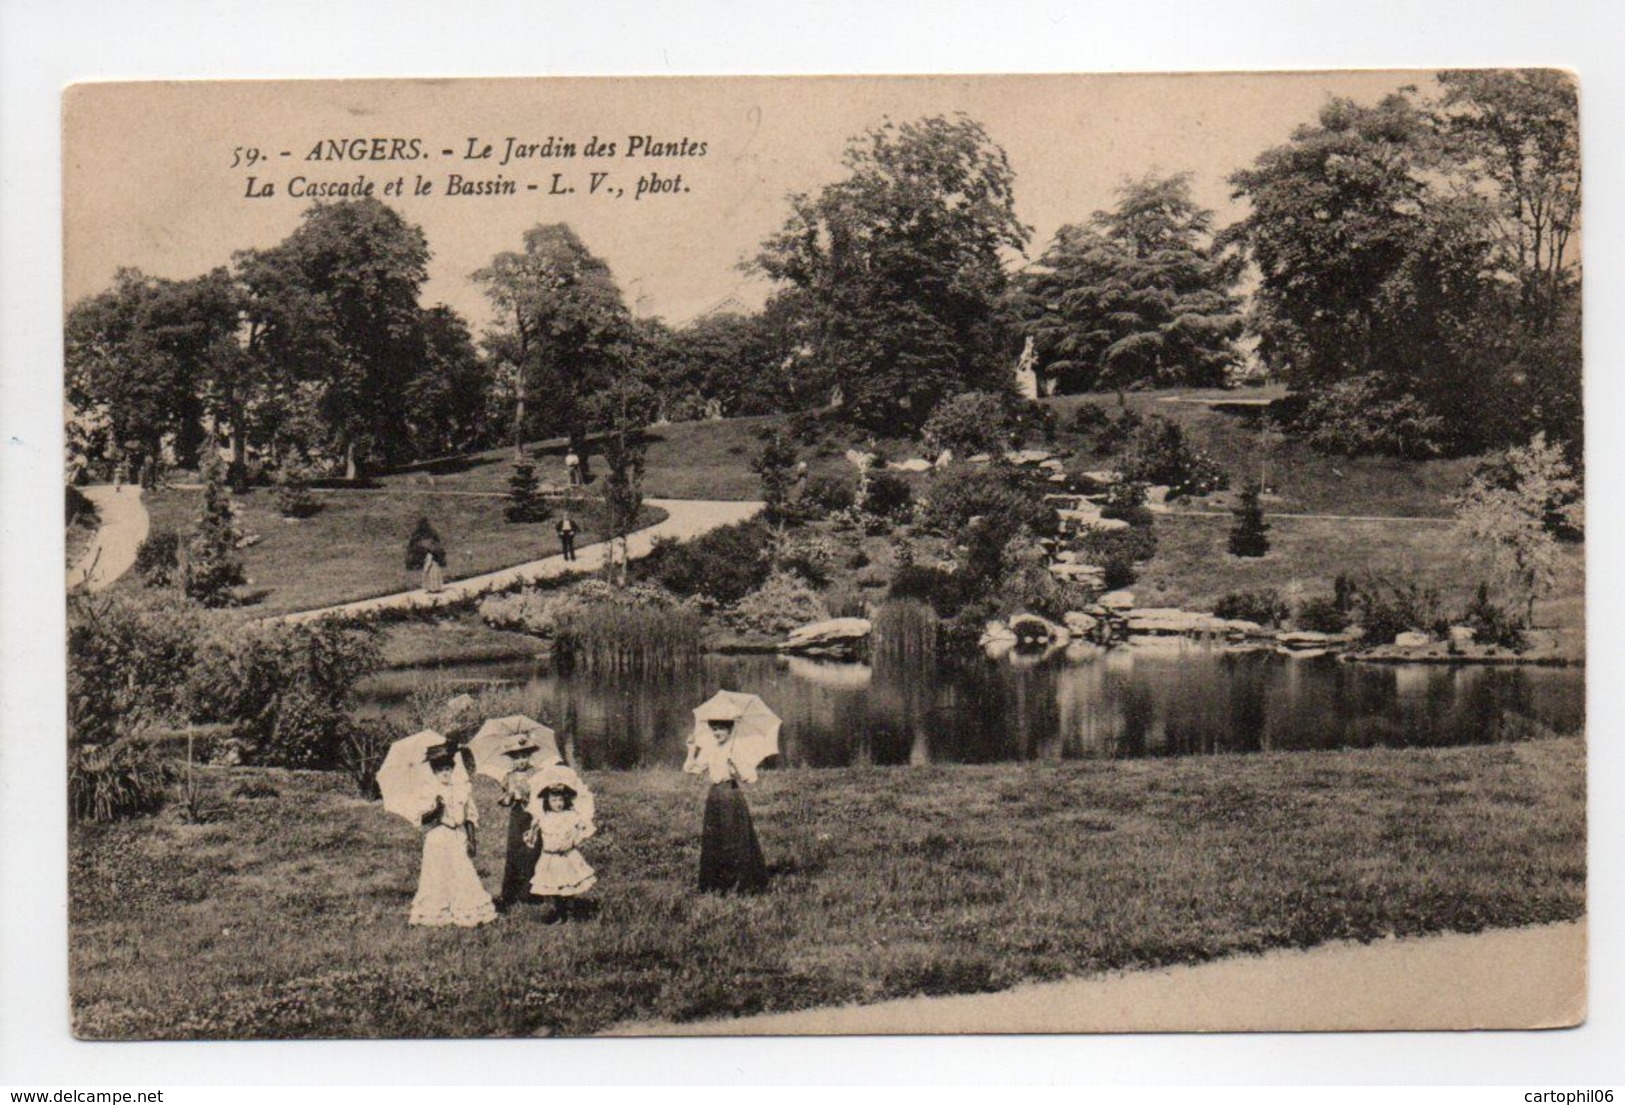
xmin=60 ymin=71 xmax=1584 ymax=1041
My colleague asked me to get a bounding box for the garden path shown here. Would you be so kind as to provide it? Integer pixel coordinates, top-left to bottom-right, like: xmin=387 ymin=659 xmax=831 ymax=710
xmin=67 ymin=484 xmax=149 ymax=593
xmin=605 ymin=919 xmax=1584 ymax=1035
xmin=276 ymin=497 xmax=763 ymax=625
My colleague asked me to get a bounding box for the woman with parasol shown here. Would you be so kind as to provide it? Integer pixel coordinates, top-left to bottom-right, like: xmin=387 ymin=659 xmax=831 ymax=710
xmin=684 ymin=691 xmax=778 ymax=894
xmin=376 ymin=730 xmax=497 ymax=928
xmin=467 ymin=715 xmax=560 ymax=912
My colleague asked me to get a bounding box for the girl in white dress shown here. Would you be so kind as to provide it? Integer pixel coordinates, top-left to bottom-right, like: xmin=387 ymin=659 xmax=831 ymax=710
xmin=525 ymin=763 xmax=597 ymax=922
xmin=409 ymin=748 xmax=497 ymax=928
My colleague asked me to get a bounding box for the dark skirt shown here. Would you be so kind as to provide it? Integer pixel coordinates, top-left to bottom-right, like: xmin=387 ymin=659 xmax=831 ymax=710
xmin=699 ymin=780 xmax=768 ymax=894
xmin=499 ymin=805 xmax=542 ymax=905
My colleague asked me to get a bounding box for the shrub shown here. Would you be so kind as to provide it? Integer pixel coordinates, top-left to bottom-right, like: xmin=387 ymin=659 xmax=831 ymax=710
xmin=504 ymin=462 xmax=549 ymax=523
xmin=134 ymin=526 xmax=182 ymax=589
xmin=339 ymin=717 xmax=402 ymax=799
xmin=917 ymin=465 xmax=1057 ymax=538
xmin=726 ymin=571 xmax=830 ymax=635
xmin=274 ymin=466 xmax=321 ymax=519
xmin=1071 ymin=402 xmax=1113 ymax=438
xmin=1213 ymin=589 xmax=1291 ymax=627
xmin=750 ymin=430 xmax=801 ymax=524
xmin=773 ymin=530 xmax=840 ymax=587
xmin=803 ymin=474 xmax=857 ymax=517
xmin=889 ymin=563 xmax=971 ymax=617
xmin=1228 ymin=484 xmax=1270 ymax=557
xmin=1073 ymin=524 xmax=1157 ymax=568
xmin=861 ymin=470 xmax=914 ymax=520
xmin=1352 ymin=576 xmax=1448 ymax=644
xmin=1297 ymin=376 xmax=1446 ymax=459
xmin=1295 ymin=596 xmax=1351 ymax=634
xmin=68 ymin=591 xmax=204 ymax=745
xmin=69 ymin=740 xmax=173 ymax=823
xmin=67 ymin=484 xmax=99 ymax=527
xmin=1010 ymin=399 xmax=1058 ymax=446
xmin=1460 ymin=582 xmax=1528 ymax=650
xmin=184 ymin=450 xmax=246 ymax=606
xmin=405 ymin=516 xmax=447 ymax=571
xmin=1000 ymin=562 xmax=1091 ymax=622
xmin=921 ymin=391 xmax=1011 ymax=457
xmin=186 ymin=620 xmax=383 ymax=769
xmin=845 ymin=548 xmax=871 ymax=570
xmin=1095 ymin=407 xmax=1145 ymax=453
xmin=1100 ymin=480 xmax=1154 ymax=527
xmin=1118 ymin=415 xmax=1229 ymax=497
xmin=635 ymin=518 xmax=773 ymax=605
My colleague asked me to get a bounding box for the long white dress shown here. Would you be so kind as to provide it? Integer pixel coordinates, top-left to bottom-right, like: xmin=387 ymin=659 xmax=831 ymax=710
xmin=409 ymin=777 xmax=497 ymax=928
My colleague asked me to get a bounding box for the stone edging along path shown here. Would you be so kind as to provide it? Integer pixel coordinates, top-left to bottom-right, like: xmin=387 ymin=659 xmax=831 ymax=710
xmin=276 ymin=498 xmax=763 ymax=625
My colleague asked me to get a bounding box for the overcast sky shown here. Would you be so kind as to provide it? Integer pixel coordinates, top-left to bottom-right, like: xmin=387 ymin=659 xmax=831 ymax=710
xmin=65 ymin=71 xmax=1430 ymax=331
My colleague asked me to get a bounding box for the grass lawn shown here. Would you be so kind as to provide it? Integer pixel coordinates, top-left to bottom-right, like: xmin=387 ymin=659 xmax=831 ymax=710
xmin=135 ymin=488 xmax=666 ymax=617
xmin=1132 ymin=513 xmax=1586 ymax=625
xmin=1041 ymin=389 xmax=1483 ymax=518
xmin=70 ymin=737 xmax=1584 ymax=1039
xmin=375 ymin=613 xmax=550 ymax=669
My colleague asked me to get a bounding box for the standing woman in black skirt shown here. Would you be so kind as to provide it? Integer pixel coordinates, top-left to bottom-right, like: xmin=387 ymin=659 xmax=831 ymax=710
xmin=684 ymin=693 xmax=778 ymax=894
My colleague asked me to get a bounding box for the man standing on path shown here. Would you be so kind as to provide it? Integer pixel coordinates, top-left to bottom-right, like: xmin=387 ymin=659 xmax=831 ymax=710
xmin=555 ymin=512 xmax=578 ymax=562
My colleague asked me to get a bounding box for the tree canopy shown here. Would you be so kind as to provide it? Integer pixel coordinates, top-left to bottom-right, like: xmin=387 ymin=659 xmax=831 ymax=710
xmin=1016 ymin=173 xmax=1244 ymax=395
xmin=754 ymin=113 xmax=1031 ymax=432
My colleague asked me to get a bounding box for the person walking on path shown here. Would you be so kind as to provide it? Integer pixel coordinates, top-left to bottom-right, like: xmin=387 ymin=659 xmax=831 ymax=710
xmin=422 ymin=551 xmax=445 ymax=593
xmin=555 ymin=512 xmax=578 ymax=562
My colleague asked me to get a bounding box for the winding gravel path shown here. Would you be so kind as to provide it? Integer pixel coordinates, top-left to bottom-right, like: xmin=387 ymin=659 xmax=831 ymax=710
xmin=278 ymin=497 xmax=762 ymax=624
xmin=66 ymin=484 xmax=149 ymax=593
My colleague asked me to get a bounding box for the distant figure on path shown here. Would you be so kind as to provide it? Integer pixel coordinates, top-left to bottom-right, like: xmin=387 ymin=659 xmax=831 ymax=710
xmin=555 ymin=513 xmax=578 ymax=562
xmin=422 ymin=551 xmax=445 ymax=593
xmin=565 ymin=448 xmax=582 ymax=487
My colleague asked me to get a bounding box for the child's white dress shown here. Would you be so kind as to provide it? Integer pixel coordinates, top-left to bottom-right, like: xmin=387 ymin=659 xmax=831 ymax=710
xmin=528 ymin=809 xmax=597 ymax=897
xmin=409 ymin=777 xmax=497 ymax=927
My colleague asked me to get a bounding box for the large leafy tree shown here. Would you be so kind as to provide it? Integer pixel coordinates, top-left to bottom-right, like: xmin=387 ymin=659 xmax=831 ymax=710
xmin=66 ymin=267 xmax=241 ymax=475
xmin=400 ymin=306 xmax=493 ymax=458
xmin=1225 ymin=92 xmax=1504 ymax=454
xmin=1016 ymin=173 xmax=1244 ymax=396
xmin=474 ymin=224 xmax=635 ymax=461
xmin=754 ymin=114 xmax=1030 ymax=433
xmin=237 ymin=199 xmax=431 ymax=477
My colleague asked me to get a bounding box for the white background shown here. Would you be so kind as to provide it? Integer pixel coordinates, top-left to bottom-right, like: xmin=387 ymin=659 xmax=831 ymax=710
xmin=3 ymin=0 xmax=1622 ymax=1087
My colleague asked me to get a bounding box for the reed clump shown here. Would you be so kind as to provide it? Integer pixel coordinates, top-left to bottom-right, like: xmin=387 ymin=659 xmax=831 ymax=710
xmin=872 ymin=599 xmax=940 ymax=669
xmin=552 ymin=603 xmax=703 ymax=674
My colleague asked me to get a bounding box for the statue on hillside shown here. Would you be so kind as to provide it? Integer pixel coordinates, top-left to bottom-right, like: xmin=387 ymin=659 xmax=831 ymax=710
xmin=1014 ymin=336 xmax=1040 ymax=401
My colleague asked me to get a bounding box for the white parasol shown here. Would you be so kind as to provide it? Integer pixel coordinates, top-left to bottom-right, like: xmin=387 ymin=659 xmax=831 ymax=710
xmin=468 ymin=714 xmax=559 ymax=781
xmin=684 ymin=690 xmax=781 ymax=784
xmin=525 ymin=760 xmax=596 ymax=827
xmin=376 ymin=729 xmax=465 ymax=824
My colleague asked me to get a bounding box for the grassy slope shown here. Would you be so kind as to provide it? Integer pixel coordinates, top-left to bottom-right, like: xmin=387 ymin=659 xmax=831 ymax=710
xmin=70 ymin=737 xmax=1584 ymax=1039
xmin=135 ymin=488 xmax=665 ymax=617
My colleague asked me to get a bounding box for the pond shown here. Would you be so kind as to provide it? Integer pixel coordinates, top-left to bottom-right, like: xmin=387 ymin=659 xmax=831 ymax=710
xmin=357 ymin=640 xmax=1585 ymax=772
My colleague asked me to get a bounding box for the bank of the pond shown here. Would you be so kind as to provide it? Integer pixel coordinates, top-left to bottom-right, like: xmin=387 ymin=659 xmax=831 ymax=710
xmin=70 ymin=737 xmax=1584 ymax=1039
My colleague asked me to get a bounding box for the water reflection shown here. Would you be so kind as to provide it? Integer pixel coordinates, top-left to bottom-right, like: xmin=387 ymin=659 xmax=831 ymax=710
xmin=358 ymin=643 xmax=1584 ymax=773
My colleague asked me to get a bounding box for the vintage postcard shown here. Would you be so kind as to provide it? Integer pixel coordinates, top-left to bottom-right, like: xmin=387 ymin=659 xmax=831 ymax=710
xmin=63 ymin=73 xmax=1584 ymax=1039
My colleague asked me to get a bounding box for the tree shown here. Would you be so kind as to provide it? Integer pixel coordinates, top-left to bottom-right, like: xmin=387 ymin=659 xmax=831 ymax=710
xmin=1016 ymin=173 xmax=1244 ymax=396
xmin=754 ymin=114 xmax=1031 ymax=433
xmin=183 ymin=446 xmax=246 ymax=605
xmin=599 ymin=431 xmax=645 ymax=588
xmin=237 ymin=199 xmax=431 ymax=477
xmin=66 ymin=268 xmax=241 ymax=476
xmin=750 ymin=429 xmax=800 ymax=525
xmin=474 ymin=224 xmax=636 ymax=462
xmin=402 ymin=306 xmax=495 ymax=459
xmin=1226 ymin=93 xmax=1503 ymax=454
xmin=1453 ymin=433 xmax=1579 ymax=622
xmin=1436 ymin=70 xmax=1580 ymax=332
xmin=1228 ymin=484 xmax=1270 ymax=558
xmin=505 ymin=461 xmax=548 ymax=523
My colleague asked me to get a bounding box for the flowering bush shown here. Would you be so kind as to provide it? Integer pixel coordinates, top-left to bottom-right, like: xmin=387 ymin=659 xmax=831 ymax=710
xmin=725 ymin=571 xmax=830 ymax=635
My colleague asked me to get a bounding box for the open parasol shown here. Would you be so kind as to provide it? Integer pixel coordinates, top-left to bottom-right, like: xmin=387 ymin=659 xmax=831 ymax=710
xmin=684 ymin=690 xmax=781 ymax=784
xmin=468 ymin=714 xmax=559 ymax=781
xmin=376 ymin=729 xmax=464 ymax=824
xmin=525 ymin=760 xmax=596 ymax=826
